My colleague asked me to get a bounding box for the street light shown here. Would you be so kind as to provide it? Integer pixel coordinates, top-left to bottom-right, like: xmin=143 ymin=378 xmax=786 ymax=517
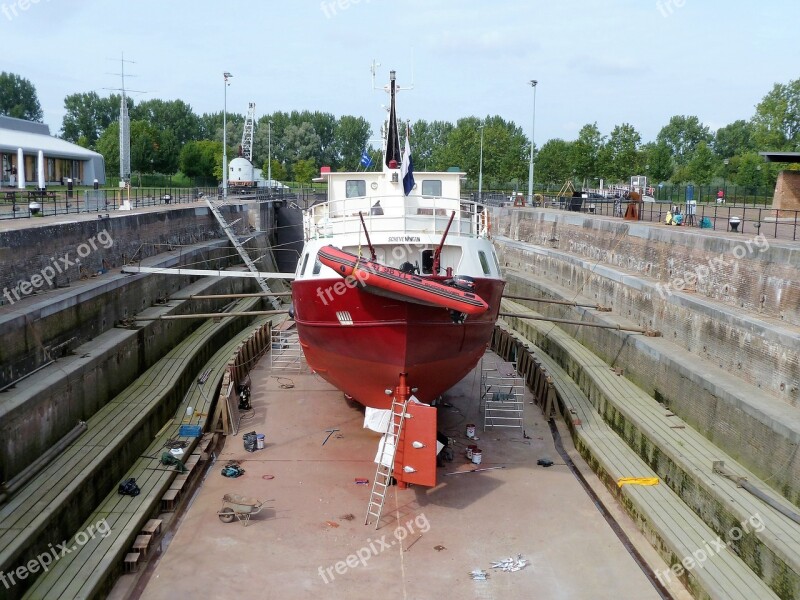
xmin=268 ymin=119 xmax=273 ymax=188
xmin=478 ymin=122 xmax=485 ymax=202
xmin=527 ymin=80 xmax=538 ymax=205
xmin=223 ymin=71 xmax=233 ymax=199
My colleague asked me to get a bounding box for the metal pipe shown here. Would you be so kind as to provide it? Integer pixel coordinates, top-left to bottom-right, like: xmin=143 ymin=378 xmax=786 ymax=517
xmin=499 ymin=312 xmax=654 ymax=335
xmin=0 ymin=359 xmax=55 ymax=393
xmin=172 ymin=292 xmax=293 ymax=300
xmin=133 ymin=310 xmax=289 ymax=321
xmin=503 ymin=294 xmax=610 ymax=310
xmin=713 ymin=461 xmax=800 ymax=525
xmin=0 ymin=421 xmax=88 ymax=503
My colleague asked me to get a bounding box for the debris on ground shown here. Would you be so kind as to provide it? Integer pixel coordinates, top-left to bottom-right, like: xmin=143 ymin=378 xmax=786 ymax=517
xmin=325 ymin=520 xmax=340 ymax=528
xmin=469 ymin=570 xmax=489 ymax=580
xmin=354 ymin=478 xmax=369 ymax=485
xmin=434 ymin=545 xmax=446 ymax=552
xmin=491 ymin=554 xmax=528 ymax=572
xmin=537 ymin=458 xmax=554 ymax=467
xmin=339 ymin=513 xmax=355 ymax=521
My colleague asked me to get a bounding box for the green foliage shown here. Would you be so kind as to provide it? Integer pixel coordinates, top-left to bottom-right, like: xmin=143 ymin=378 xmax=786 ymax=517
xmin=656 ymin=115 xmax=712 ymax=165
xmin=571 ymin=123 xmax=605 ymax=182
xmin=336 ymin=115 xmax=372 ymax=170
xmin=284 ymin=122 xmax=321 ymax=163
xmin=642 ymin=141 xmax=674 ymax=183
xmin=293 ymin=158 xmax=317 ymax=183
xmin=735 ymin=152 xmax=767 ymax=187
xmin=0 ymin=72 xmax=43 ymax=121
xmin=605 ymin=123 xmax=642 ymax=181
xmin=536 ymin=139 xmax=574 ymax=184
xmin=686 ymin=141 xmax=716 ymax=184
xmin=61 ymin=92 xmax=128 ymax=147
xmin=261 ymin=158 xmax=287 ymax=182
xmin=713 ymin=119 xmax=754 ymax=159
xmin=179 ymin=140 xmax=223 ymax=179
xmin=131 ymin=99 xmax=200 ymax=146
xmin=95 ymin=121 xmax=120 ymax=176
xmin=411 ymin=119 xmax=454 ymax=170
xmin=751 ymin=78 xmax=800 ymax=151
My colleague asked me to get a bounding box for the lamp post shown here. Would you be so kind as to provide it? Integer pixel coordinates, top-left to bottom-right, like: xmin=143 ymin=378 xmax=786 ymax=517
xmin=268 ymin=119 xmax=273 ymax=188
xmin=478 ymin=122 xmax=485 ymax=202
xmin=222 ymin=71 xmax=232 ymax=199
xmin=527 ymin=80 xmax=538 ymax=205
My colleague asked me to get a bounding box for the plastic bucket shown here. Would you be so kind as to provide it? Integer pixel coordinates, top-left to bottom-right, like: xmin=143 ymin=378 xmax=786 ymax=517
xmin=466 ymin=424 xmax=476 ymax=439
xmin=256 ymin=434 xmax=265 ymax=450
xmin=472 ymin=449 xmax=482 ymax=465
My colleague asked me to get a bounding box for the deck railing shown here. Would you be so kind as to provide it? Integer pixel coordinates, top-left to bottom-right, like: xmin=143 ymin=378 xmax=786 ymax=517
xmin=304 ymin=195 xmax=490 ymax=241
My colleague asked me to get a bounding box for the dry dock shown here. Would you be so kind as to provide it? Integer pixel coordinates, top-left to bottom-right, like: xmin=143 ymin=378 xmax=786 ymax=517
xmin=137 ymin=353 xmax=689 ymax=600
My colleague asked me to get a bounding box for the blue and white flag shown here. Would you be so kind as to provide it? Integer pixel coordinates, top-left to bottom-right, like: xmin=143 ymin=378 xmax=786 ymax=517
xmin=360 ymin=149 xmax=373 ymax=168
xmin=401 ymin=125 xmax=415 ymax=196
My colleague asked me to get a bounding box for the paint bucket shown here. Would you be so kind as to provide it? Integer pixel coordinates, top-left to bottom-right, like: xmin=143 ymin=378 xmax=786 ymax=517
xmin=466 ymin=424 xmax=476 ymax=439
xmin=471 ymin=449 xmax=482 ymax=465
xmin=256 ymin=434 xmax=265 ymax=450
xmin=186 ymin=406 xmax=194 ymax=417
xmin=467 ymin=444 xmax=477 ymax=459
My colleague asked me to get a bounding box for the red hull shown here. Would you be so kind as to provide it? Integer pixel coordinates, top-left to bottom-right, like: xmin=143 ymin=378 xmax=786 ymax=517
xmin=292 ymin=277 xmax=505 ymax=409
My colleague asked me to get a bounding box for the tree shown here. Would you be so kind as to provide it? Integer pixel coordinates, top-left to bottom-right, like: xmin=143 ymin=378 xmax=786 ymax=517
xmin=409 ymin=119 xmax=454 ymax=171
xmin=61 ymin=92 xmax=129 ymax=147
xmin=283 ymin=122 xmax=321 ymax=163
xmin=686 ymin=141 xmax=716 ymax=184
xmin=131 ymin=99 xmax=200 ymax=146
xmin=335 ymin=115 xmax=371 ymax=171
xmin=571 ymin=123 xmax=605 ymax=183
xmin=751 ymin=78 xmax=800 ymax=151
xmin=293 ymin=158 xmax=317 ymax=183
xmin=713 ymin=119 xmax=754 ymax=159
xmin=179 ymin=140 xmax=222 ymax=179
xmin=262 ymin=158 xmax=287 ymax=182
xmin=535 ymin=139 xmax=574 ymax=185
xmin=656 ymin=115 xmax=712 ymax=166
xmin=735 ymin=152 xmax=767 ymax=188
xmin=130 ymin=120 xmax=160 ymax=174
xmin=0 ymin=72 xmax=43 ymax=121
xmin=96 ymin=121 xmax=120 ymax=176
xmin=605 ymin=123 xmax=642 ymax=181
xmin=642 ymin=141 xmax=674 ymax=183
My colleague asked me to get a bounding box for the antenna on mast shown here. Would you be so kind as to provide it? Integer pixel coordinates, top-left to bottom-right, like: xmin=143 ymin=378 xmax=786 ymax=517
xmin=370 ymin=59 xmax=381 ymax=90
xmin=105 ymin=53 xmax=146 ymax=183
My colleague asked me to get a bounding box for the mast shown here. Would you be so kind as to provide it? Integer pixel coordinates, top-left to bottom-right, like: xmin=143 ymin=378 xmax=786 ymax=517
xmin=384 ymin=70 xmax=401 ymax=169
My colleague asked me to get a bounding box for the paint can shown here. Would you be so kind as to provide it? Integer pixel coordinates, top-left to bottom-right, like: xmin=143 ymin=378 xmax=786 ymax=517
xmin=257 ymin=434 xmax=265 ymax=450
xmin=466 ymin=424 xmax=476 ymax=439
xmin=186 ymin=406 xmax=194 ymax=417
xmin=467 ymin=444 xmax=477 ymax=459
xmin=471 ymin=449 xmax=482 ymax=465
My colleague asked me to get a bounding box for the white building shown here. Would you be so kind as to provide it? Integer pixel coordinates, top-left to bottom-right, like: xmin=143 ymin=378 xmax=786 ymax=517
xmin=0 ymin=116 xmax=106 ymax=187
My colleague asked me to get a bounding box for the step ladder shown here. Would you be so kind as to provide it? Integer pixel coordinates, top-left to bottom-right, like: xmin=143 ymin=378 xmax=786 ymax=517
xmin=480 ymin=358 xmax=524 ymax=431
xmin=364 ymin=397 xmax=410 ymax=529
xmin=206 ymin=199 xmax=281 ymax=310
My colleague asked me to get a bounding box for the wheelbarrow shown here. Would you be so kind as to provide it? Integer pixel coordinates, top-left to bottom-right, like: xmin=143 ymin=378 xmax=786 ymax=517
xmin=217 ymin=493 xmax=268 ymax=526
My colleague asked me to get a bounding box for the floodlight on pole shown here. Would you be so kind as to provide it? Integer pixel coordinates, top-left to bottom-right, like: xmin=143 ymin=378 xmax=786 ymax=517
xmin=223 ymin=72 xmax=232 ymax=199
xmin=268 ymin=119 xmax=273 ymax=188
xmin=478 ymin=123 xmax=485 ymax=202
xmin=527 ymin=79 xmax=538 ymax=205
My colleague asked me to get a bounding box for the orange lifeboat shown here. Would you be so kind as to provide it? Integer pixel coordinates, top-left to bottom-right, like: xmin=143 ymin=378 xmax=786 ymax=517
xmin=317 ymin=245 xmax=489 ymax=316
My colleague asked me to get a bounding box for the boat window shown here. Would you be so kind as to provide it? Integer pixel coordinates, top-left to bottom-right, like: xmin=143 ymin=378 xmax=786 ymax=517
xmin=421 ymin=250 xmax=434 ymax=274
xmin=313 ymin=257 xmax=322 ymax=275
xmin=300 ymin=253 xmax=310 ymax=276
xmin=421 ymin=180 xmax=442 ymax=196
xmin=478 ymin=251 xmax=491 ymax=275
xmin=346 ymin=180 xmax=366 ymax=198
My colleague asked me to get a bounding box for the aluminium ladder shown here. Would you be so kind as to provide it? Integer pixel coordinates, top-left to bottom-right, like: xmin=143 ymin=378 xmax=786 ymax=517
xmin=205 ymin=199 xmax=281 ymax=310
xmin=364 ymin=396 xmax=410 ymax=528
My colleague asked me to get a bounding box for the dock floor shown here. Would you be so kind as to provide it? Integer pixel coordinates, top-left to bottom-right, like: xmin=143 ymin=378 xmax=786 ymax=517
xmin=137 ymin=353 xmax=690 ymax=600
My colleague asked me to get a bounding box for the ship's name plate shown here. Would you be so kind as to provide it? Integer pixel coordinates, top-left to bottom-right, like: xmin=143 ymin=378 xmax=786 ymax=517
xmin=388 ymin=236 xmax=421 ymax=243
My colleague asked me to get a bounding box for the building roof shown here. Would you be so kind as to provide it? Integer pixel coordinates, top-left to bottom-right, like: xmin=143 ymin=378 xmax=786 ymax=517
xmin=0 ymin=117 xmax=103 ymax=161
xmin=759 ymin=151 xmax=800 ymax=163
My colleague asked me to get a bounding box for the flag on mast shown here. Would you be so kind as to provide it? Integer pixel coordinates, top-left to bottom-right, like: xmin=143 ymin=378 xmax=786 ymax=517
xmin=360 ymin=149 xmax=373 ymax=168
xmin=401 ymin=124 xmax=415 ymax=196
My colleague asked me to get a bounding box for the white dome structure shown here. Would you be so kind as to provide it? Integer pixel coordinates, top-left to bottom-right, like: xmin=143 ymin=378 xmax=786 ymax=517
xmin=228 ymin=157 xmax=254 ymax=183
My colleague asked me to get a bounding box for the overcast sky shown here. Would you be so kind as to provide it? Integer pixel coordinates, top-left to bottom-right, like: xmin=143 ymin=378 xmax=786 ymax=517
xmin=2 ymin=0 xmax=797 ymax=146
